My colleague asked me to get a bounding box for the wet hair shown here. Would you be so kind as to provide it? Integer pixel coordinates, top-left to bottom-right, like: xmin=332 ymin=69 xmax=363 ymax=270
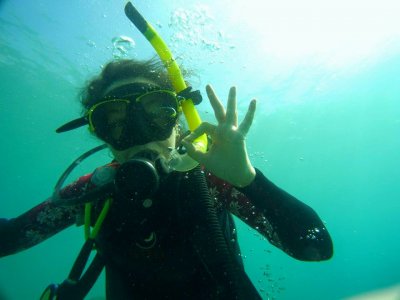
xmin=80 ymin=57 xmax=176 ymax=113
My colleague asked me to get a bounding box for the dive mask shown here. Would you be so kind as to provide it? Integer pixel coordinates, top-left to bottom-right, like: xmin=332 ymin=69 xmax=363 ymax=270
xmin=57 ymin=83 xmax=184 ymax=150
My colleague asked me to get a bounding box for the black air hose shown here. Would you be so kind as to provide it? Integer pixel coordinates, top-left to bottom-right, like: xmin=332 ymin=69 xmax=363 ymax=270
xmin=185 ymin=166 xmax=244 ymax=299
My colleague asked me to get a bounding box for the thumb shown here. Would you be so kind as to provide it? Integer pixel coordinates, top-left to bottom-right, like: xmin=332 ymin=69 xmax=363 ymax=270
xmin=181 ymin=139 xmax=206 ymax=164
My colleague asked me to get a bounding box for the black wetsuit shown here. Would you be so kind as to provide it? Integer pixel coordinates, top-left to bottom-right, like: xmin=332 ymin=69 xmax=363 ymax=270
xmin=0 ymin=166 xmax=333 ymax=299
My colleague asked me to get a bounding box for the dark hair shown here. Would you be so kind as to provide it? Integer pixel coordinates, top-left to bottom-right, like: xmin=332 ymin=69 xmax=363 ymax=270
xmin=80 ymin=57 xmax=176 ymax=113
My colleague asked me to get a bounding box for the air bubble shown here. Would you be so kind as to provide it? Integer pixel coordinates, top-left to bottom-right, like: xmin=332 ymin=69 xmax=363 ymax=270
xmin=111 ymin=36 xmax=135 ymax=59
xmin=87 ymin=40 xmax=96 ymax=48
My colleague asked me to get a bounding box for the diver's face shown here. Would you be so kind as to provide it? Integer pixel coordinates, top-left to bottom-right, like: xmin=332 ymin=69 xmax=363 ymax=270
xmin=102 ymin=78 xmax=178 ymax=163
xmin=110 ymin=131 xmax=177 ymax=164
xmin=101 ymin=101 xmax=127 ymax=141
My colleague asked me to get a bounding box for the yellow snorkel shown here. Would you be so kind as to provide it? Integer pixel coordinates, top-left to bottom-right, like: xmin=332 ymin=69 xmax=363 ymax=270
xmin=124 ymin=2 xmax=207 ymax=171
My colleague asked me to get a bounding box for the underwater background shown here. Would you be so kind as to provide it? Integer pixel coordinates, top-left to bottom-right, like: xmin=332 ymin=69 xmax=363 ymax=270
xmin=0 ymin=0 xmax=399 ymax=299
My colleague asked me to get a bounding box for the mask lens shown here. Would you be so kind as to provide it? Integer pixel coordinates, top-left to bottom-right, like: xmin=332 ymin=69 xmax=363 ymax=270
xmin=90 ymin=100 xmax=129 ymax=140
xmin=138 ymin=91 xmax=178 ymax=126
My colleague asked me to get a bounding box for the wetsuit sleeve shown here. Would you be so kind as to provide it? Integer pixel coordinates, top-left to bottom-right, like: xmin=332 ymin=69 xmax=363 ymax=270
xmin=0 ymin=174 xmax=91 ymax=258
xmin=206 ymin=169 xmax=333 ymax=261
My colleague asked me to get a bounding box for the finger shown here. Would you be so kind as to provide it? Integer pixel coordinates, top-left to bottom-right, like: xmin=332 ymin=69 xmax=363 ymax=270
xmin=225 ymin=86 xmax=238 ymax=127
xmin=183 ymin=122 xmax=216 ymax=143
xmin=238 ymin=99 xmax=256 ymax=136
xmin=181 ymin=122 xmax=216 ymax=164
xmin=181 ymin=139 xmax=206 ymax=163
xmin=206 ymin=85 xmax=225 ymax=124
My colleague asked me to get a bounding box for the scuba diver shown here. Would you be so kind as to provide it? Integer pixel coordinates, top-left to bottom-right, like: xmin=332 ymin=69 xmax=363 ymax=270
xmin=0 ymin=2 xmax=333 ymax=299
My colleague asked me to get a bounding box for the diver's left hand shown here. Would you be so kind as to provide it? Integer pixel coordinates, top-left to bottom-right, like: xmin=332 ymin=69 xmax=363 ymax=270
xmin=182 ymin=85 xmax=256 ymax=188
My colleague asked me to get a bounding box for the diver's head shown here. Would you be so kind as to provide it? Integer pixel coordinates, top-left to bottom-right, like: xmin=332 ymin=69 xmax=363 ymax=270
xmin=80 ymin=58 xmax=185 ymax=162
xmin=55 ymin=58 xmax=197 ymax=163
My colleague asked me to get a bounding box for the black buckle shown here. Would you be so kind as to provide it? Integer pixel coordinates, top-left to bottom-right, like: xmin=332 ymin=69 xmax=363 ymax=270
xmin=177 ymin=86 xmax=202 ymax=105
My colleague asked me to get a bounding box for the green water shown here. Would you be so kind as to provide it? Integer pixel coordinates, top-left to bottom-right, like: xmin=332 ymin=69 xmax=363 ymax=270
xmin=1 ymin=1 xmax=399 ymax=299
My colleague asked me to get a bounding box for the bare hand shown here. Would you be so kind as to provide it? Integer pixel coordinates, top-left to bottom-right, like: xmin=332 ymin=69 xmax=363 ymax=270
xmin=182 ymin=85 xmax=256 ymax=187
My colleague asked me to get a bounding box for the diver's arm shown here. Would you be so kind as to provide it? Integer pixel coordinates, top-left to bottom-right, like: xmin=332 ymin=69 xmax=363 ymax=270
xmin=186 ymin=85 xmax=332 ymax=260
xmin=236 ymin=168 xmax=333 ymax=261
xmin=0 ymin=200 xmax=82 ymax=257
xmin=0 ymin=174 xmax=93 ymax=258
